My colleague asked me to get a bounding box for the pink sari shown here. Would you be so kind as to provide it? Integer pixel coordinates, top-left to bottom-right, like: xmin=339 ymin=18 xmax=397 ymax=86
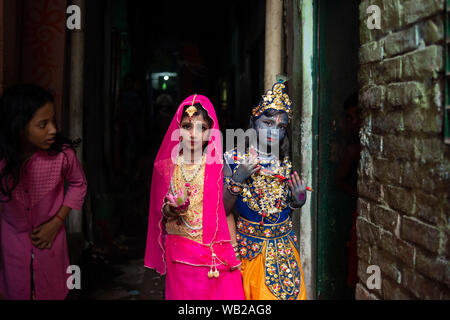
xmin=144 ymin=94 xmax=244 ymax=300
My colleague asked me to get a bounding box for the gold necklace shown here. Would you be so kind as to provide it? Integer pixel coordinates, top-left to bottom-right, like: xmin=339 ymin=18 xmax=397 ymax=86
xmin=180 ymin=155 xmax=203 ymax=182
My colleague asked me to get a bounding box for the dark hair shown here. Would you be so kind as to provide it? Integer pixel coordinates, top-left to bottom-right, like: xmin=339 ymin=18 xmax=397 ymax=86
xmin=181 ymin=103 xmax=213 ymax=128
xmin=248 ymin=109 xmax=290 ymax=159
xmin=0 ymin=84 xmax=80 ymax=202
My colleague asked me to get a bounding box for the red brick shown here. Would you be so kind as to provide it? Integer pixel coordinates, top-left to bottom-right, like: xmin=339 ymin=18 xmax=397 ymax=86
xmin=401 ymin=216 xmax=441 ymax=253
xmin=376 ymin=56 xmax=403 ymax=84
xmin=414 ymin=190 xmax=443 ymax=225
xmin=357 ymin=198 xmax=371 ymax=220
xmin=373 ymin=110 xmax=405 ymax=134
xmin=385 ymin=81 xmax=425 ymax=110
xmin=376 ymin=229 xmax=397 ymax=255
xmin=403 ymin=0 xmax=444 ymax=26
xmin=355 ymin=283 xmax=370 ymax=300
xmin=383 ymin=185 xmax=415 ymax=215
xmin=395 ymin=239 xmax=416 ymax=269
xmin=357 ymin=178 xmax=383 ymax=204
xmin=382 ymin=135 xmax=420 ymax=161
xmin=382 ymin=279 xmax=413 ymax=300
xmin=415 ymin=248 xmax=449 ymax=285
xmin=373 ymin=159 xmax=403 ymax=186
xmin=402 ymin=45 xmax=443 ymax=80
xmin=360 ymin=85 xmax=385 ymax=109
xmin=357 ymin=239 xmax=372 ymax=263
xmin=361 ymin=134 xmax=383 ymax=158
xmin=371 ymin=249 xmax=402 ymax=284
xmin=370 ymin=204 xmax=400 ymax=233
xmin=384 ymin=26 xmax=419 ymax=57
xmin=402 ymin=268 xmax=444 ymax=299
xmin=356 ymin=217 xmax=380 ymax=244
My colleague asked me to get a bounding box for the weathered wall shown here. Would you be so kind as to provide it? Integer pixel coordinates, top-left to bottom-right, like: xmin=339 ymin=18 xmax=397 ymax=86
xmin=357 ymin=0 xmax=450 ymax=299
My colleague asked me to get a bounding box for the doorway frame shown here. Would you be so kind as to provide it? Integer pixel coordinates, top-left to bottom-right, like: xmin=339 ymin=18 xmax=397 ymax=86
xmin=289 ymin=0 xmax=318 ymax=300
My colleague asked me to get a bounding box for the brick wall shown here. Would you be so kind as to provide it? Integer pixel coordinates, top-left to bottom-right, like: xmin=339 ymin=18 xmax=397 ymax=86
xmin=357 ymin=0 xmax=449 ymax=299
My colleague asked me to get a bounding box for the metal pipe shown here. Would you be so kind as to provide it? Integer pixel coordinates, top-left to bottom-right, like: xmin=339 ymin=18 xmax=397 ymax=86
xmin=264 ymin=0 xmax=283 ymax=90
xmin=68 ymin=0 xmax=85 ymax=235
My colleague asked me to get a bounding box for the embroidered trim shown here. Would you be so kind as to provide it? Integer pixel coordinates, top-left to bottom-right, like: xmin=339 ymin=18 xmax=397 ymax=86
xmin=236 ymin=216 xmax=301 ymax=300
xmin=227 ymin=148 xmax=293 ymax=224
xmin=237 ymin=216 xmax=293 ymax=239
xmin=264 ymin=237 xmax=301 ymax=300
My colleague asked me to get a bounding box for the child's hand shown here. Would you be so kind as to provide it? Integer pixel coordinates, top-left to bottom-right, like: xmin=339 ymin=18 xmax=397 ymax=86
xmin=288 ymin=171 xmax=307 ymax=207
xmin=165 ymin=188 xmax=190 ymax=216
xmin=30 ymin=217 xmax=64 ymax=249
xmin=163 ymin=196 xmax=189 ymax=220
xmin=232 ymin=153 xmax=260 ymax=183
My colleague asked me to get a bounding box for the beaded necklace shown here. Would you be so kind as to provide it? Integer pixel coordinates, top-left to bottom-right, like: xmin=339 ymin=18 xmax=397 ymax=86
xmin=180 ymin=154 xmax=204 ymax=182
xmin=235 ymin=150 xmax=292 ymax=225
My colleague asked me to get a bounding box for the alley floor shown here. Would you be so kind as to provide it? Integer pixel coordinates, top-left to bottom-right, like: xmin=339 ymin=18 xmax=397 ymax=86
xmin=67 ymin=254 xmax=165 ymax=300
xmin=67 ymin=233 xmax=165 ymax=300
xmin=86 ymin=258 xmax=165 ymax=300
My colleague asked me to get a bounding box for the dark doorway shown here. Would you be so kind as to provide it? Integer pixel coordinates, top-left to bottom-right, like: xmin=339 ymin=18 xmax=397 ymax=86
xmin=78 ymin=0 xmax=266 ymax=299
xmin=315 ymin=0 xmax=360 ymax=299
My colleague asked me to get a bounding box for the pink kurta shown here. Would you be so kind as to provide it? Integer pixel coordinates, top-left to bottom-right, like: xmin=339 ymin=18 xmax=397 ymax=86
xmin=0 ymin=147 xmax=87 ymax=300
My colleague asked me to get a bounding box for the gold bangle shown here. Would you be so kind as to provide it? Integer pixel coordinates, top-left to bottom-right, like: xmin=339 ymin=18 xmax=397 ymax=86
xmin=227 ymin=184 xmax=243 ymax=195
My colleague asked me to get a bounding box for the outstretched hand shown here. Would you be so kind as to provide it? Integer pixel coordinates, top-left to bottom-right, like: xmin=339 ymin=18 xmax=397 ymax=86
xmin=232 ymin=153 xmax=260 ymax=184
xmin=163 ymin=196 xmax=189 ymax=220
xmin=288 ymin=171 xmax=307 ymax=207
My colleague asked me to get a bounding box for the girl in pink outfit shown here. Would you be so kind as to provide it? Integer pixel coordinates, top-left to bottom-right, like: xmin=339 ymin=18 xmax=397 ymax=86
xmin=0 ymin=84 xmax=87 ymax=300
xmin=144 ymin=94 xmax=245 ymax=300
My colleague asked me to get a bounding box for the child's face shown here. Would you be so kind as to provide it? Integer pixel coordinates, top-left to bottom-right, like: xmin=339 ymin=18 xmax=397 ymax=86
xmin=180 ymin=114 xmax=210 ymax=154
xmin=24 ymin=102 xmax=57 ymax=151
xmin=253 ymin=112 xmax=289 ymax=150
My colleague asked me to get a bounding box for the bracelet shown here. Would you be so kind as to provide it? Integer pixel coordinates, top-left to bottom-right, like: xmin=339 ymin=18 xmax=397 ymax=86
xmin=225 ymin=176 xmax=245 ymax=195
xmin=229 ymin=168 xmax=246 ymax=187
xmin=288 ymin=201 xmax=302 ymax=210
xmin=227 ymin=184 xmax=243 ymax=196
xmin=55 ymin=214 xmax=65 ymax=222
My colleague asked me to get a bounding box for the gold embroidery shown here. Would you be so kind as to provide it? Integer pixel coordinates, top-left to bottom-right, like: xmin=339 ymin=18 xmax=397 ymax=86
xmin=165 ymin=155 xmax=205 ymax=242
xmin=235 ymin=150 xmax=292 ymax=217
xmin=264 ymin=237 xmax=301 ymax=300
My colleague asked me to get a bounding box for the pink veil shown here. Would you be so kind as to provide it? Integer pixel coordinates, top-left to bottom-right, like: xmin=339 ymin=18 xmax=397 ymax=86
xmin=144 ymin=94 xmax=232 ymax=274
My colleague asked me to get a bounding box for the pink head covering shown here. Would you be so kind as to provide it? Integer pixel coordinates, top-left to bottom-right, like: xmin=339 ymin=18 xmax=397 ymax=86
xmin=144 ymin=94 xmax=232 ymax=274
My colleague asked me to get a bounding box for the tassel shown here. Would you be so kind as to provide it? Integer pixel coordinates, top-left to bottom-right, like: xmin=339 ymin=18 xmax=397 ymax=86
xmin=208 ymin=252 xmax=220 ymax=279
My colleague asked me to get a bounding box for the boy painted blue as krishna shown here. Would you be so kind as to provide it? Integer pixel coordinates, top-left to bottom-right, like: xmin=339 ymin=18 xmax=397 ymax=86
xmin=223 ymin=80 xmax=308 ymax=300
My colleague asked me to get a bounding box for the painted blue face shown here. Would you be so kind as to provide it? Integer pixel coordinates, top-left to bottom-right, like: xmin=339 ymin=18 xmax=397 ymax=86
xmin=253 ymin=112 xmax=289 ymax=150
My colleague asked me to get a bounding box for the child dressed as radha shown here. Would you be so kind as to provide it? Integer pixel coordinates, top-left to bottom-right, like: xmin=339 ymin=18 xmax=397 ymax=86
xmin=144 ymin=94 xmax=244 ymax=300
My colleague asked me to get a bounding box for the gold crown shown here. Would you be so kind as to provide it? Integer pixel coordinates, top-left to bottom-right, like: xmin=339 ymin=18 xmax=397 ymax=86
xmin=252 ymin=82 xmax=292 ymax=120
